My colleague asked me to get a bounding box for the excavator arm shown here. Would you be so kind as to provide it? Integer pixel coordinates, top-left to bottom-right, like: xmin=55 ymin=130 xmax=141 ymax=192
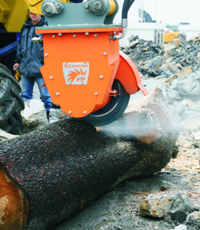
xmin=24 ymin=0 xmax=70 ymax=15
xmin=0 ymin=0 xmax=116 ymax=32
xmin=0 ymin=0 xmax=28 ymax=32
xmin=0 ymin=0 xmax=72 ymax=32
xmin=24 ymin=0 xmax=116 ymax=15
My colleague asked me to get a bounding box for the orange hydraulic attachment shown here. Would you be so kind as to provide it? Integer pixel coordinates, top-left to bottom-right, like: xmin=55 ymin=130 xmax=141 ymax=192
xmin=37 ymin=27 xmax=148 ymax=118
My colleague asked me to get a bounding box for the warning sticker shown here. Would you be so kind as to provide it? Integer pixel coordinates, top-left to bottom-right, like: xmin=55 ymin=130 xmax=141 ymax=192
xmin=63 ymin=62 xmax=89 ymax=85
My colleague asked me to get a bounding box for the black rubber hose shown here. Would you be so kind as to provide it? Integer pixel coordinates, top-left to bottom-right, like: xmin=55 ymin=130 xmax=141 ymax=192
xmin=129 ymin=0 xmax=135 ymax=9
xmin=122 ymin=0 xmax=130 ymax=19
xmin=122 ymin=0 xmax=135 ymax=19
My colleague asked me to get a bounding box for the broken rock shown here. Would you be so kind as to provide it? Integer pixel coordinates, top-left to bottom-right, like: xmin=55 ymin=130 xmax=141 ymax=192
xmin=139 ymin=192 xmax=197 ymax=221
xmin=186 ymin=211 xmax=200 ymax=229
xmin=139 ymin=193 xmax=174 ymax=218
xmin=170 ymin=193 xmax=198 ymax=223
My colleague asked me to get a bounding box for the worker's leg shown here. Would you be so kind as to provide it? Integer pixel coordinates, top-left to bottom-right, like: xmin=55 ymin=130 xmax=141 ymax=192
xmin=20 ymin=76 xmax=34 ymax=101
xmin=35 ymin=77 xmax=52 ymax=112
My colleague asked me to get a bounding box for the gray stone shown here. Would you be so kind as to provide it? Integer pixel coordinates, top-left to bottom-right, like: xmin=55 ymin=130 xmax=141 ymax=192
xmin=129 ymin=40 xmax=140 ymax=49
xmin=170 ymin=210 xmax=186 ymax=223
xmin=173 ymin=224 xmax=187 ymax=230
xmin=170 ymin=193 xmax=198 ymax=223
xmin=145 ymin=55 xmax=164 ymax=70
xmin=186 ymin=211 xmax=200 ymax=229
xmin=192 ymin=131 xmax=200 ymax=147
xmin=139 ymin=193 xmax=175 ymax=218
xmin=0 ymin=129 xmax=19 ymax=143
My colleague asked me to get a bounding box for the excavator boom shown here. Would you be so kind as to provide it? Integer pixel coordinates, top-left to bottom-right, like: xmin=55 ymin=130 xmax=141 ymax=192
xmin=0 ymin=0 xmax=117 ymax=32
xmin=0 ymin=0 xmax=28 ymax=32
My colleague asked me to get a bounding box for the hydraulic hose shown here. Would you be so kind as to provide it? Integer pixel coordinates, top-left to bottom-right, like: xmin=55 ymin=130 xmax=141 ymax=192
xmin=110 ymin=0 xmax=135 ymax=40
xmin=122 ymin=0 xmax=135 ymax=27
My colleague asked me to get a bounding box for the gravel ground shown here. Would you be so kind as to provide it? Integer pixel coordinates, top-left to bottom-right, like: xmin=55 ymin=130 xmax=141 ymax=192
xmin=49 ymin=127 xmax=200 ymax=230
xmin=30 ymin=79 xmax=200 ymax=230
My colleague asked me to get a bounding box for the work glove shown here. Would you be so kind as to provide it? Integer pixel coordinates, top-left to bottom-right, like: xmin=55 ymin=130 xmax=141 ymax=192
xmin=15 ymin=70 xmax=21 ymax=82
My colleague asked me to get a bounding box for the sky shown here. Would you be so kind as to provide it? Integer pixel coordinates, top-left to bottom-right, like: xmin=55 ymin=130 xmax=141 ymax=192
xmin=118 ymin=0 xmax=200 ymax=26
xmin=142 ymin=0 xmax=200 ymax=24
xmin=141 ymin=0 xmax=200 ymax=25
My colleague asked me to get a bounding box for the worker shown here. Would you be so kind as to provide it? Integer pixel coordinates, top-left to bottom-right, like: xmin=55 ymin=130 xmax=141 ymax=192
xmin=13 ymin=8 xmax=52 ymax=121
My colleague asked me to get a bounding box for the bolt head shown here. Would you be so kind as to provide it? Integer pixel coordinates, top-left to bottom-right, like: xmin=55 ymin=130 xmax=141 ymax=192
xmin=93 ymin=2 xmax=102 ymax=11
xmin=84 ymin=3 xmax=90 ymax=9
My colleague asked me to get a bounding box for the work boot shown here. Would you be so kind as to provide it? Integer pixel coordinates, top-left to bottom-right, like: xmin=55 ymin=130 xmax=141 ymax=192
xmin=46 ymin=111 xmax=50 ymax=122
xmin=52 ymin=103 xmax=60 ymax=109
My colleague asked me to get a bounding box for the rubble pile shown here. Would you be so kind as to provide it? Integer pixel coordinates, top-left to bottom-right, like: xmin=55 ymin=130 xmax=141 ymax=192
xmin=163 ymin=70 xmax=200 ymax=129
xmin=121 ymin=34 xmax=200 ymax=78
xmin=121 ymin=35 xmax=164 ymax=66
xmin=121 ymin=34 xmax=200 ymax=131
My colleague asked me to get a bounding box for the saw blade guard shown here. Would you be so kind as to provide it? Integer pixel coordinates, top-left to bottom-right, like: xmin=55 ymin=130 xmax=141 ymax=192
xmin=35 ymin=0 xmax=148 ymax=125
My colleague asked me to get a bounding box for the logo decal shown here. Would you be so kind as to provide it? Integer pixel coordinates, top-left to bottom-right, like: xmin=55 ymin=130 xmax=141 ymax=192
xmin=63 ymin=62 xmax=89 ymax=85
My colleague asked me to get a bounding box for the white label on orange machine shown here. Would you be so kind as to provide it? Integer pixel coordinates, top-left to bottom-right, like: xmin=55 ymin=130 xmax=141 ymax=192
xmin=63 ymin=62 xmax=89 ymax=85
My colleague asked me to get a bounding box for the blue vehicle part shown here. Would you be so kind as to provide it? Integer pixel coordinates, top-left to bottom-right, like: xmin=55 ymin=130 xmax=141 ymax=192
xmin=0 ymin=41 xmax=18 ymax=58
xmin=0 ymin=33 xmax=20 ymax=58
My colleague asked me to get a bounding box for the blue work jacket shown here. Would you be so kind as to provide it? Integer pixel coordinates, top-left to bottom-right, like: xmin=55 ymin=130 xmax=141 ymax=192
xmin=15 ymin=16 xmax=48 ymax=78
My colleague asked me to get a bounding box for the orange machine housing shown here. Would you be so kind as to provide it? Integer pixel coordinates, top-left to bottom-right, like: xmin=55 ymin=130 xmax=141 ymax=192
xmin=37 ymin=27 xmax=148 ymax=118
